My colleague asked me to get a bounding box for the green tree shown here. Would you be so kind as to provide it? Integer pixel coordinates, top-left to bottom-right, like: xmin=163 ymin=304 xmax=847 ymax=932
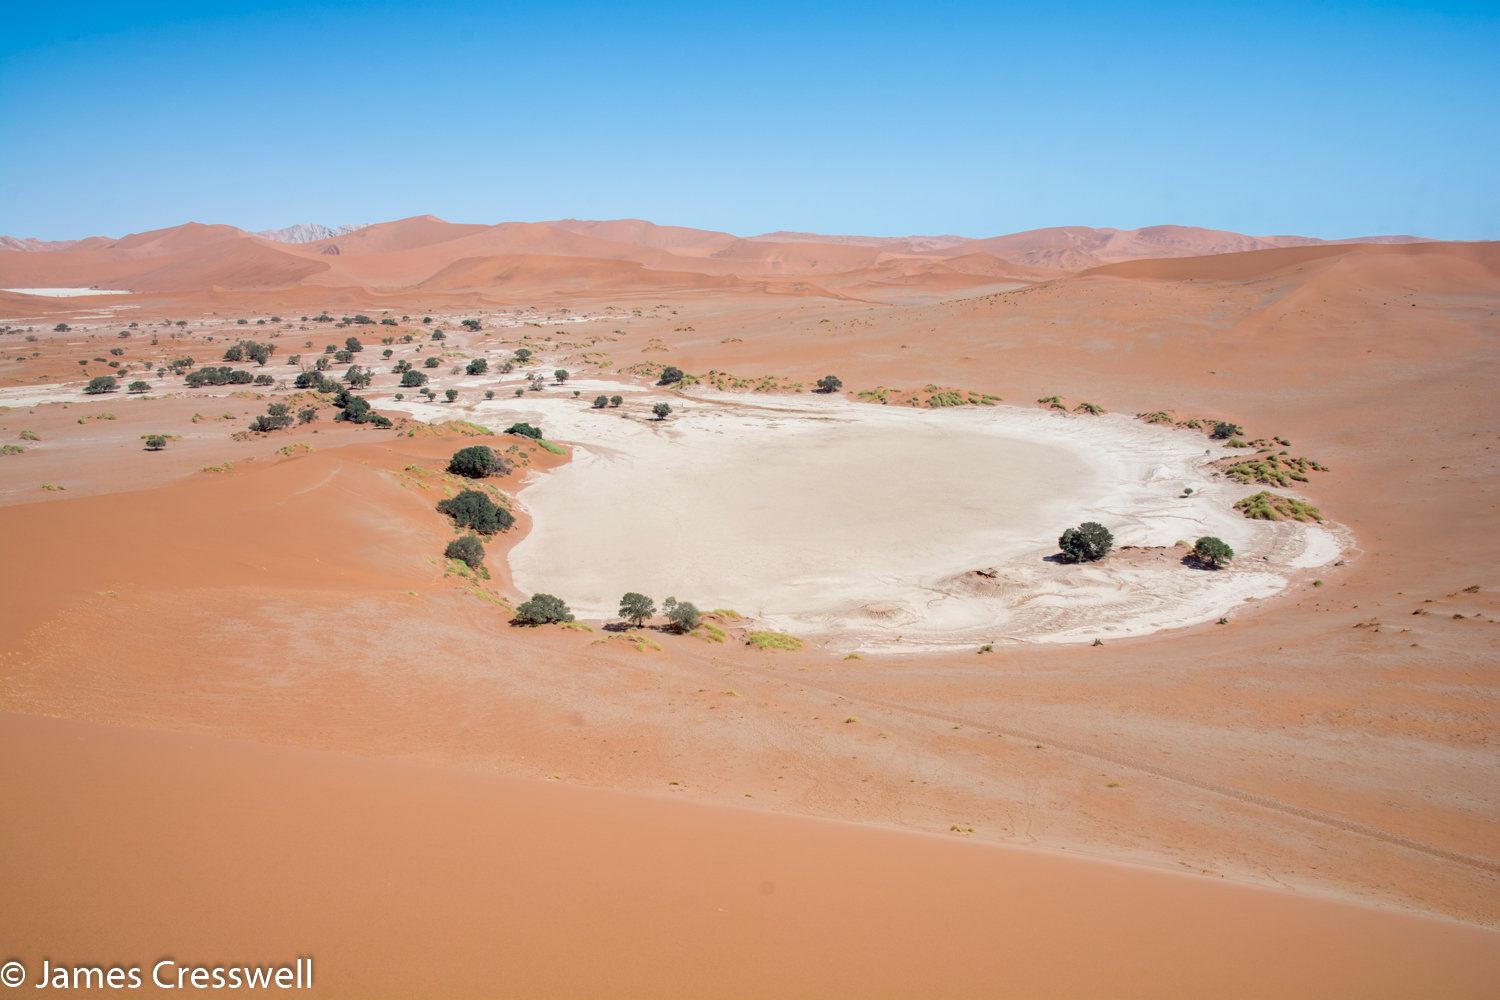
xmin=444 ymin=388 xmax=459 ymax=402
xmin=506 ymin=422 xmax=543 ymax=439
xmin=84 ymin=375 xmax=118 ymax=394
xmin=663 ymin=597 xmax=700 ymax=632
xmin=515 ymin=593 xmax=574 ymax=625
xmin=1058 ymin=522 xmax=1113 ymax=562
xmin=554 ymin=369 xmax=568 ymax=383
xmin=461 ymin=319 xmax=481 ymax=332
xmin=424 ymin=356 xmax=440 ymax=368
xmin=298 ymin=406 xmax=318 ymax=424
xmin=592 ymin=395 xmax=609 ymax=408
xmin=144 ymin=434 xmax=167 ymax=451
xmin=816 ymin=375 xmax=843 ymax=393
xmin=619 ymin=592 xmax=655 ymax=626
xmin=652 ymin=402 xmax=671 ymax=420
xmin=1194 ymin=536 xmax=1234 ymax=567
xmin=610 ymin=395 xmax=623 ymax=407
xmin=54 ymin=323 xmax=70 ymax=332
xmin=466 ymin=358 xmax=488 ymax=375
xmin=436 ymin=489 xmax=515 ymax=533
xmin=345 ymin=336 xmax=364 ymax=352
xmin=514 ymin=348 xmax=532 ymax=363
xmin=659 ymin=366 xmax=684 ymax=384
xmin=127 ymin=380 xmax=150 ymax=393
xmin=448 ymin=445 xmax=509 ymax=478
xmin=445 ymin=535 xmax=485 ymax=568
xmin=400 ymin=370 xmax=428 ymax=387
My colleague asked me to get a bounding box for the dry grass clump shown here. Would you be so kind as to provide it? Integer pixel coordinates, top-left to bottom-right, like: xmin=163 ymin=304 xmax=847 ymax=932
xmin=1224 ymin=452 xmax=1329 ymax=488
xmin=1234 ymin=490 xmax=1323 ymax=522
xmin=747 ymin=631 xmax=804 ymax=651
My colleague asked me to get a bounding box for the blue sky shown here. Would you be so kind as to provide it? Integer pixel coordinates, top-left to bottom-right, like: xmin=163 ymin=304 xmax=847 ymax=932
xmin=2 ymin=1 xmax=1495 ymax=241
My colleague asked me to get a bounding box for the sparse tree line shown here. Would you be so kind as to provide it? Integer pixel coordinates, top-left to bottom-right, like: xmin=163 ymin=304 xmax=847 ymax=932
xmin=1056 ymin=521 xmax=1233 ymax=568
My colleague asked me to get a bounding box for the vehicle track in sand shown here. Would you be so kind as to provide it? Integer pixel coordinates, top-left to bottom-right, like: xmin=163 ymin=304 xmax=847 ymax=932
xmin=729 ymin=662 xmax=1500 ymax=878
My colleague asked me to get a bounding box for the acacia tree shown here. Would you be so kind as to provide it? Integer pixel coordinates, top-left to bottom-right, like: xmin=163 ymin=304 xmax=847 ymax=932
xmin=816 ymin=375 xmax=843 ymax=393
xmin=448 ymin=445 xmax=510 ymax=478
xmin=466 ymin=358 xmax=488 ymax=375
xmin=1194 ymin=536 xmax=1234 ymax=567
xmin=515 ymin=593 xmax=574 ymax=625
xmin=652 ymin=402 xmax=671 ymax=420
xmin=659 ymin=366 xmax=684 ymax=384
xmin=1058 ymin=522 xmax=1113 ymax=562
xmin=663 ymin=597 xmax=700 ymax=632
xmin=610 ymin=395 xmax=623 ymax=407
xmin=619 ymin=592 xmax=655 ymax=627
xmin=593 ymin=395 xmax=609 ymax=408
xmin=554 ymin=369 xmax=568 ymax=383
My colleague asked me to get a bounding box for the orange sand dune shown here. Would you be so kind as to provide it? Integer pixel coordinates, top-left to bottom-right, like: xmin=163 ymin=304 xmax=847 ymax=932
xmin=292 ymin=214 xmax=491 ymax=255
xmin=543 ymin=217 xmax=738 ymax=249
xmin=0 ymin=238 xmax=332 ymax=292
xmin=1081 ymin=237 xmax=1500 ymax=282
xmin=918 ymin=224 xmax=1435 ymax=263
xmin=995 ymin=245 xmax=1111 ymax=271
xmin=4 ymin=712 xmax=1496 ymax=1000
xmin=419 ymin=253 xmax=747 ymax=293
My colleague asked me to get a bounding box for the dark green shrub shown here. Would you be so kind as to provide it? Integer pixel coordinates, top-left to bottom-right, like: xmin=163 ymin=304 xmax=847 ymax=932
xmin=619 ymin=592 xmax=655 ymax=626
xmin=445 ymin=535 xmax=485 ymax=568
xmin=554 ymin=369 xmax=568 ymax=382
xmin=109 ymin=347 xmax=124 ymax=357
xmin=659 ymin=366 xmax=684 ymax=384
xmin=1210 ymin=421 xmax=1244 ymax=439
xmin=253 ymin=373 xmax=275 ymax=386
xmin=513 ymin=348 xmax=531 ymax=363
xmin=664 ymin=597 xmax=700 ymax=632
xmin=345 ymin=337 xmax=363 ymax=352
xmin=652 ymin=402 xmax=671 ymax=419
xmin=294 ymin=370 xmax=321 ymax=389
xmin=436 ymin=489 xmax=514 ymax=533
xmin=1058 ymin=522 xmax=1113 ymax=562
xmin=460 ymin=319 xmax=480 ymax=332
xmin=444 ymin=388 xmax=459 ymax=402
xmin=506 ymin=422 xmax=542 ymax=439
xmin=1194 ymin=536 xmax=1234 ymax=567
xmin=400 ymin=370 xmax=428 ymax=387
xmin=448 ymin=445 xmax=510 ymax=478
xmin=424 ymin=356 xmax=440 ymax=369
xmin=431 ymin=330 xmax=447 ymax=340
xmin=593 ymin=395 xmax=609 ymax=408
xmin=466 ymin=358 xmax=488 ymax=375
xmin=298 ymin=407 xmax=318 ymax=424
xmin=144 ymin=434 xmax=167 ymax=450
xmin=515 ymin=593 xmax=573 ymax=625
xmin=84 ymin=375 xmax=118 ymax=394
xmin=610 ymin=395 xmax=623 ymax=407
xmin=54 ymin=323 xmax=70 ymax=332
xmin=816 ymin=375 xmax=843 ymax=393
xmin=127 ymin=380 xmax=150 ymax=393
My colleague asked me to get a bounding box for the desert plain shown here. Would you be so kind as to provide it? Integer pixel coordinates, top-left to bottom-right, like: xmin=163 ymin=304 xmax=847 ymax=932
xmin=1 ymin=218 xmax=1497 ymax=996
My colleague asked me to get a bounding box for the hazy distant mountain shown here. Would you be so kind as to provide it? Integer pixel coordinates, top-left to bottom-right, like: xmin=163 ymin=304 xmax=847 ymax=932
xmin=747 ymin=231 xmax=973 ymax=251
xmin=254 ymin=223 xmax=370 ymax=244
xmin=0 ymin=236 xmax=86 ymax=252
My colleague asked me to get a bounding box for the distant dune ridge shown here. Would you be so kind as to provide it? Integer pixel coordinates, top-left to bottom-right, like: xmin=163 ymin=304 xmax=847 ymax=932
xmin=0 ymin=215 xmax=1453 ymax=297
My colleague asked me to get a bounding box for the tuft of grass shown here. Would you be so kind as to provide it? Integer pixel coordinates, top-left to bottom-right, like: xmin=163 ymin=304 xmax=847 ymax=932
xmin=1313 ymin=580 xmax=1324 ymax=587
xmin=1073 ymin=401 xmax=1104 ymax=415
xmin=1 ymin=444 xmax=24 ymax=455
xmin=711 ymin=608 xmax=743 ymax=619
xmin=560 ymin=621 xmax=593 ymax=631
xmin=19 ymin=429 xmax=40 ymax=441
xmin=40 ymin=481 xmax=65 ymax=491
xmin=977 ymin=644 xmax=993 ymax=654
xmin=747 ymin=631 xmax=804 ymax=651
xmin=843 ymin=653 xmax=863 ymax=660
xmin=536 ymin=439 xmax=566 ymax=455
xmin=1107 ymin=781 xmax=1122 ymax=788
xmin=199 ymin=461 xmax=233 ymax=473
xmin=844 ymin=716 xmax=859 ymax=724
xmin=695 ymin=622 xmax=726 ymax=643
xmin=950 ymin=824 xmax=975 ymax=834
xmin=724 ymin=690 xmax=741 ymax=697
xmin=1233 ymin=490 xmax=1322 ymax=522
xmin=106 ymin=590 xmax=119 ymax=598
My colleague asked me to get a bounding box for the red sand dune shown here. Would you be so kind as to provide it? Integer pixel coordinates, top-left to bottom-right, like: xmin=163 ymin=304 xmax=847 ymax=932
xmin=4 ymin=712 xmax=1497 ymax=999
xmin=419 ymin=253 xmax=746 ymax=293
xmin=543 ymin=217 xmax=738 ymax=249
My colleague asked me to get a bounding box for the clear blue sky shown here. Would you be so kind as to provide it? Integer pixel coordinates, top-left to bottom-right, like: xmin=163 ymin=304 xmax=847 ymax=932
xmin=2 ymin=1 xmax=1495 ymax=241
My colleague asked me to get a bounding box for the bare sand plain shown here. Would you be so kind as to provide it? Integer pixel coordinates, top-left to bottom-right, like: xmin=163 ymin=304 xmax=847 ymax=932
xmin=0 ymin=226 xmax=1497 ymax=993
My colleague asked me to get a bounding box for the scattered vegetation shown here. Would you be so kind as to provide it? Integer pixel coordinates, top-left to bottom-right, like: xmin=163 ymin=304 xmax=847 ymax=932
xmin=652 ymin=402 xmax=672 ymax=420
xmin=248 ymin=402 xmax=294 ymax=433
xmin=1233 ymin=490 xmax=1323 ymax=522
xmin=815 ymin=375 xmax=843 ymax=393
xmin=1223 ymin=453 xmax=1328 ymax=487
xmin=84 ymin=375 xmax=118 ymax=394
xmin=1058 ymin=522 xmax=1113 ymax=562
xmin=1073 ymin=401 xmax=1104 ymax=415
xmin=19 ymin=429 xmax=40 ymax=441
xmin=1210 ymin=421 xmax=1244 ymax=440
xmin=143 ymin=434 xmax=168 ymax=451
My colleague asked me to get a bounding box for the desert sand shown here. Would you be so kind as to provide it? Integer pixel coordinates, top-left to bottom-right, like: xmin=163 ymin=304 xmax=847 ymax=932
xmin=0 ymin=222 xmax=1496 ymax=994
